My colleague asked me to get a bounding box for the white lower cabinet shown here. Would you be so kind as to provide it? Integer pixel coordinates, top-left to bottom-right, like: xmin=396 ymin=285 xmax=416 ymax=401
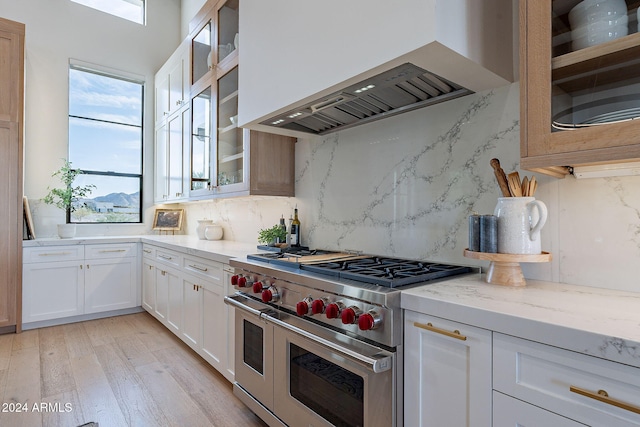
xmin=493 ymin=392 xmax=587 ymax=427
xmin=23 ymin=243 xmax=139 ymax=325
xmin=140 ymin=243 xmax=234 ymax=382
xmin=404 ymin=310 xmax=492 ymax=427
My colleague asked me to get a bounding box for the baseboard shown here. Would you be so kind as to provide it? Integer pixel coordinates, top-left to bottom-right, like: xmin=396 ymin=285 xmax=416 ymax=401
xmin=21 ymin=306 xmax=145 ymax=330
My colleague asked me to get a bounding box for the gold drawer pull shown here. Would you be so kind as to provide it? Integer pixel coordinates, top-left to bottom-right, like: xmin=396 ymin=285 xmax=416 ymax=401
xmin=143 ymin=249 xmax=152 ymax=253
xmin=570 ymin=386 xmax=640 ymax=415
xmin=158 ymin=254 xmax=173 ymax=260
xmin=188 ymin=264 xmax=208 ymax=272
xmin=413 ymin=322 xmax=467 ymax=341
xmin=99 ymin=249 xmax=127 ymax=253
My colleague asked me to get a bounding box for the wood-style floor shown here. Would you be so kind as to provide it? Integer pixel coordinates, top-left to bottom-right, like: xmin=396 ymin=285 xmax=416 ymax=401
xmin=0 ymin=312 xmax=267 ymax=427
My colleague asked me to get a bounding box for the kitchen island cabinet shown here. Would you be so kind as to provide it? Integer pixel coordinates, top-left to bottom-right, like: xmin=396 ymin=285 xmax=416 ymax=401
xmin=402 ymin=275 xmax=640 ymax=426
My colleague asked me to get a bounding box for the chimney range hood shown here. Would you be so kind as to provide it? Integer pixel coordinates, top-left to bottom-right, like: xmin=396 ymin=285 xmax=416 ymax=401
xmin=239 ymin=0 xmax=514 ymax=138
xmin=261 ymin=63 xmax=473 ymax=136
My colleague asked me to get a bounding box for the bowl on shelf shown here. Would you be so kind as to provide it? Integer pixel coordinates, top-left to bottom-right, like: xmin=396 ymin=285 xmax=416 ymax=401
xmin=569 ymin=0 xmax=627 ymax=28
xmin=571 ymin=22 xmax=628 ymax=50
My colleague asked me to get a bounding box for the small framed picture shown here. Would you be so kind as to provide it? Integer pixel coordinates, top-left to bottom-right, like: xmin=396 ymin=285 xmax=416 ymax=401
xmin=152 ymin=208 xmax=184 ymax=231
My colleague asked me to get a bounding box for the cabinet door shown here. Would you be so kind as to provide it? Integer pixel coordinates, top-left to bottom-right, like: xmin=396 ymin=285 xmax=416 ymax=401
xmin=493 ymin=392 xmax=587 ymax=427
xmin=142 ymin=258 xmax=156 ymax=313
xmin=155 ymin=267 xmax=169 ymax=322
xmin=22 ymin=261 xmax=84 ymax=323
xmin=181 ymin=275 xmax=203 ymax=350
xmin=168 ymin=51 xmax=186 ymax=117
xmin=201 ymin=279 xmax=226 ymax=374
xmin=167 ymin=108 xmax=187 ymax=200
xmin=84 ymin=257 xmax=137 ymax=314
xmin=166 ymin=268 xmax=183 ymax=334
xmin=223 ymin=266 xmax=235 ymax=381
xmin=404 ymin=310 xmax=492 ymax=427
xmin=155 ymin=73 xmax=169 ymax=125
xmin=154 ymin=122 xmax=168 ymax=203
xmin=520 ymin=1 xmax=640 ymax=175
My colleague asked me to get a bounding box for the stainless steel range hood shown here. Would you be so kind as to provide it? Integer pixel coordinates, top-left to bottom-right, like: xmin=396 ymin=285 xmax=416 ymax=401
xmin=261 ymin=63 xmax=473 ymax=136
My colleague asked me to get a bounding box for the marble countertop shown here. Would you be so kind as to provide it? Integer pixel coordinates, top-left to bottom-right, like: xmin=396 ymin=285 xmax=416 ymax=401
xmin=23 ymin=235 xmax=262 ymax=265
xmin=402 ymin=273 xmax=640 ymax=369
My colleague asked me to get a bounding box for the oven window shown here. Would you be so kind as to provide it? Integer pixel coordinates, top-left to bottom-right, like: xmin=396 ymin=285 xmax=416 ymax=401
xmin=243 ymin=320 xmax=264 ymax=374
xmin=289 ymin=343 xmax=364 ymax=427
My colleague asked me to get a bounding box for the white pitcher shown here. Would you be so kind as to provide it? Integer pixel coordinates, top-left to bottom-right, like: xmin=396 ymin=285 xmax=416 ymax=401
xmin=494 ymin=197 xmax=548 ymax=254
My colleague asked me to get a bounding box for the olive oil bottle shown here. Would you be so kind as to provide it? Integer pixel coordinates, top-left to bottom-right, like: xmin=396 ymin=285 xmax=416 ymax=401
xmin=290 ymin=206 xmax=301 ymax=247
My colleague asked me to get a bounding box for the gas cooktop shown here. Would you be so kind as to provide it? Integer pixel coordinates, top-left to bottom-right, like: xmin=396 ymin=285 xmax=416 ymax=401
xmin=247 ymin=249 xmax=471 ymax=288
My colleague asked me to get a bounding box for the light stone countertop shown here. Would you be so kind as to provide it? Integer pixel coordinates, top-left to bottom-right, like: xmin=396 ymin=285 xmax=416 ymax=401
xmin=402 ymin=273 xmax=640 ymax=369
xmin=22 ymin=235 xmax=263 ymax=265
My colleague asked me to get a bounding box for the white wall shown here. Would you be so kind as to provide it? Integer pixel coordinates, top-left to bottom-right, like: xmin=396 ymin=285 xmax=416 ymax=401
xmin=0 ymin=0 xmax=182 ymax=237
xmin=181 ymin=0 xmax=206 ymax=39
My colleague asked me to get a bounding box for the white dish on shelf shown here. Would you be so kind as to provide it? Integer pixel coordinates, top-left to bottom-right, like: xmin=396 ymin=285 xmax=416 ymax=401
xmin=571 ymin=23 xmax=628 ymax=50
xmin=569 ymin=0 xmax=627 ymax=28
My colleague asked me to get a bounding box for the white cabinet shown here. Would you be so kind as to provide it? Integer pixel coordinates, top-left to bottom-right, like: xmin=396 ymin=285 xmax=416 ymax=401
xmin=83 ymin=244 xmax=138 ymax=314
xmin=493 ymin=392 xmax=587 ymax=427
xmin=140 ymin=243 xmax=233 ymax=381
xmin=404 ymin=310 xmax=492 ymax=427
xmin=23 ymin=243 xmax=139 ymax=326
xmin=155 ymin=41 xmax=189 ymax=125
xmin=493 ymin=333 xmax=640 ymax=427
xmin=154 ymin=106 xmax=190 ymax=203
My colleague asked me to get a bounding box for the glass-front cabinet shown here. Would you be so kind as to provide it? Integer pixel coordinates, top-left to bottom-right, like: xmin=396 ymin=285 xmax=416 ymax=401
xmin=191 ymin=87 xmax=212 ymax=192
xmin=216 ymin=67 xmax=245 ymax=192
xmin=520 ymin=0 xmax=640 ymax=177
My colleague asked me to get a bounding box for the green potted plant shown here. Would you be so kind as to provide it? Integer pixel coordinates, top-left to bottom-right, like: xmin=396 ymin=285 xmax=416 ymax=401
xmin=258 ymin=224 xmax=287 ymax=247
xmin=42 ymin=160 xmax=95 ymax=238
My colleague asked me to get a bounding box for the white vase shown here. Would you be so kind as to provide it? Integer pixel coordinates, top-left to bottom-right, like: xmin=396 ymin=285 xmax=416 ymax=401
xmin=494 ymin=197 xmax=548 ymax=254
xmin=196 ymin=219 xmax=214 ymax=240
xmin=57 ymin=224 xmax=76 ymax=239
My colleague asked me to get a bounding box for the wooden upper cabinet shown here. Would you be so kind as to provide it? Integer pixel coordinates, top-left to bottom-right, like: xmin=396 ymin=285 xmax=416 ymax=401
xmin=520 ymin=0 xmax=640 ymax=178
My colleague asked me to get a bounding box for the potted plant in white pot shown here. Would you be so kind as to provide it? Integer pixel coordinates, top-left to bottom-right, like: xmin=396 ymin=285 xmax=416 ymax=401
xmin=42 ymin=160 xmax=95 ymax=238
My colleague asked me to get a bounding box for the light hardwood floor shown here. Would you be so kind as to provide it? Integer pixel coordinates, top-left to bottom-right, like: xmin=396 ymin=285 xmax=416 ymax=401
xmin=0 ymin=312 xmax=267 ymax=427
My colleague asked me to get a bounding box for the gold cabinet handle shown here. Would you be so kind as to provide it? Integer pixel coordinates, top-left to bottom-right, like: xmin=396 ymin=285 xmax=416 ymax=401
xmin=39 ymin=251 xmax=72 ymax=256
xmin=570 ymin=386 xmax=640 ymax=415
xmin=143 ymin=249 xmax=151 ymax=253
xmin=158 ymin=254 xmax=172 ymax=260
xmin=188 ymin=264 xmax=208 ymax=272
xmin=413 ymin=322 xmax=467 ymax=341
xmin=99 ymin=249 xmax=126 ymax=253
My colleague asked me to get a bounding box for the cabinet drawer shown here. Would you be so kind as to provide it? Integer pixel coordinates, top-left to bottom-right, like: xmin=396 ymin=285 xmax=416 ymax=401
xmin=85 ymin=243 xmax=137 ymax=259
xmin=155 ymin=248 xmax=182 ymax=268
xmin=183 ymin=255 xmax=223 ymax=285
xmin=494 ymin=333 xmax=640 ymax=427
xmin=23 ymin=246 xmax=84 ymax=263
xmin=493 ymin=391 xmax=587 ymax=427
xmin=142 ymin=244 xmax=156 ymax=259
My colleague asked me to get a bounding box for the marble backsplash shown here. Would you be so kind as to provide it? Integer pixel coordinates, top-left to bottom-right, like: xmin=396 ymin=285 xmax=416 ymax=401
xmin=181 ymin=82 xmax=640 ymax=293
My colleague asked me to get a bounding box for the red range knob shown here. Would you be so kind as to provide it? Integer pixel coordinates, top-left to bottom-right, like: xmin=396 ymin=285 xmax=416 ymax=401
xmin=325 ymin=303 xmax=341 ymax=319
xmin=237 ymin=276 xmax=247 ymax=288
xmin=230 ymin=275 xmax=239 ymax=286
xmin=358 ymin=313 xmax=376 ymax=331
xmin=296 ymin=301 xmax=310 ymax=316
xmin=311 ymin=299 xmax=326 ymax=315
xmin=252 ymin=281 xmax=264 ymax=294
xmin=341 ymin=307 xmax=357 ymax=325
xmin=261 ymin=288 xmax=273 ymax=303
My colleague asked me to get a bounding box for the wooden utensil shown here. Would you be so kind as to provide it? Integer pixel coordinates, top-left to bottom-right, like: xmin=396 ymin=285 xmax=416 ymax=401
xmin=507 ymin=172 xmax=522 ymax=197
xmin=490 ymin=158 xmax=511 ymax=197
xmin=529 ymin=176 xmax=537 ymax=197
xmin=521 ymin=176 xmax=529 ymax=197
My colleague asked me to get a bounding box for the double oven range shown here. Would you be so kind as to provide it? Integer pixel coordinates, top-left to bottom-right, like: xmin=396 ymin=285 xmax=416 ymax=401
xmin=224 ymin=248 xmax=473 ymax=427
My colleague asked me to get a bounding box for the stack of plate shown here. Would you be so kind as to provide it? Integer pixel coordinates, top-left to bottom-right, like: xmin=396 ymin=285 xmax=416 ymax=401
xmin=569 ymin=0 xmax=628 ymax=50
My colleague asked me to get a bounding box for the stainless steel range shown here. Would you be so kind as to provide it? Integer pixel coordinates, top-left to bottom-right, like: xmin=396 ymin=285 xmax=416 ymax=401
xmin=224 ymin=248 xmax=473 ymax=427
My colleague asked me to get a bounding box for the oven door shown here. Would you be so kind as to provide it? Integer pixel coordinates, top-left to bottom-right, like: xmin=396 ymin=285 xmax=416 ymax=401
xmin=272 ymin=312 xmax=395 ymax=427
xmin=234 ymin=298 xmax=275 ymax=412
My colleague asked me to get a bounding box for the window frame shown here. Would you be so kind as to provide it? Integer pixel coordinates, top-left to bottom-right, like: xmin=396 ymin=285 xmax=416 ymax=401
xmin=69 ymin=0 xmax=146 ymax=25
xmin=68 ymin=61 xmax=145 ymax=225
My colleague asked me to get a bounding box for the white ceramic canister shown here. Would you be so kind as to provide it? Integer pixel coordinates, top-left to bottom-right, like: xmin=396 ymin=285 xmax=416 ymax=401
xmin=196 ymin=219 xmax=214 ymax=240
xmin=494 ymin=197 xmax=548 ymax=254
xmin=204 ymin=224 xmax=223 ymax=240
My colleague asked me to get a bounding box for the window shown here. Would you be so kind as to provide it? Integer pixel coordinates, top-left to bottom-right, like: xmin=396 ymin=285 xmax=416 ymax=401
xmin=70 ymin=0 xmax=145 ymax=25
xmin=68 ymin=64 xmax=144 ymax=224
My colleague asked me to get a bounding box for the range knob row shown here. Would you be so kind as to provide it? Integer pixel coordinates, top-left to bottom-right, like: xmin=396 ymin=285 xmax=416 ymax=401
xmin=231 ymin=275 xmax=381 ymax=330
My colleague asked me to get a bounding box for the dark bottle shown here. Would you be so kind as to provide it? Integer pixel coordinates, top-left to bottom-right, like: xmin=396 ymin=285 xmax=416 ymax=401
xmin=278 ymin=215 xmax=286 ymax=244
xmin=291 ymin=207 xmax=301 ymax=247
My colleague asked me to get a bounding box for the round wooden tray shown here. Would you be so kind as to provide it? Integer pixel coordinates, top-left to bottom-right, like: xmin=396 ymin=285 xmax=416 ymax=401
xmin=463 ymin=249 xmax=552 ymax=287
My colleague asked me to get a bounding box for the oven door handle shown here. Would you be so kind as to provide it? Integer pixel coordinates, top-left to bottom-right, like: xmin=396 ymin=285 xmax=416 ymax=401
xmin=225 ymin=295 xmax=393 ymax=374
